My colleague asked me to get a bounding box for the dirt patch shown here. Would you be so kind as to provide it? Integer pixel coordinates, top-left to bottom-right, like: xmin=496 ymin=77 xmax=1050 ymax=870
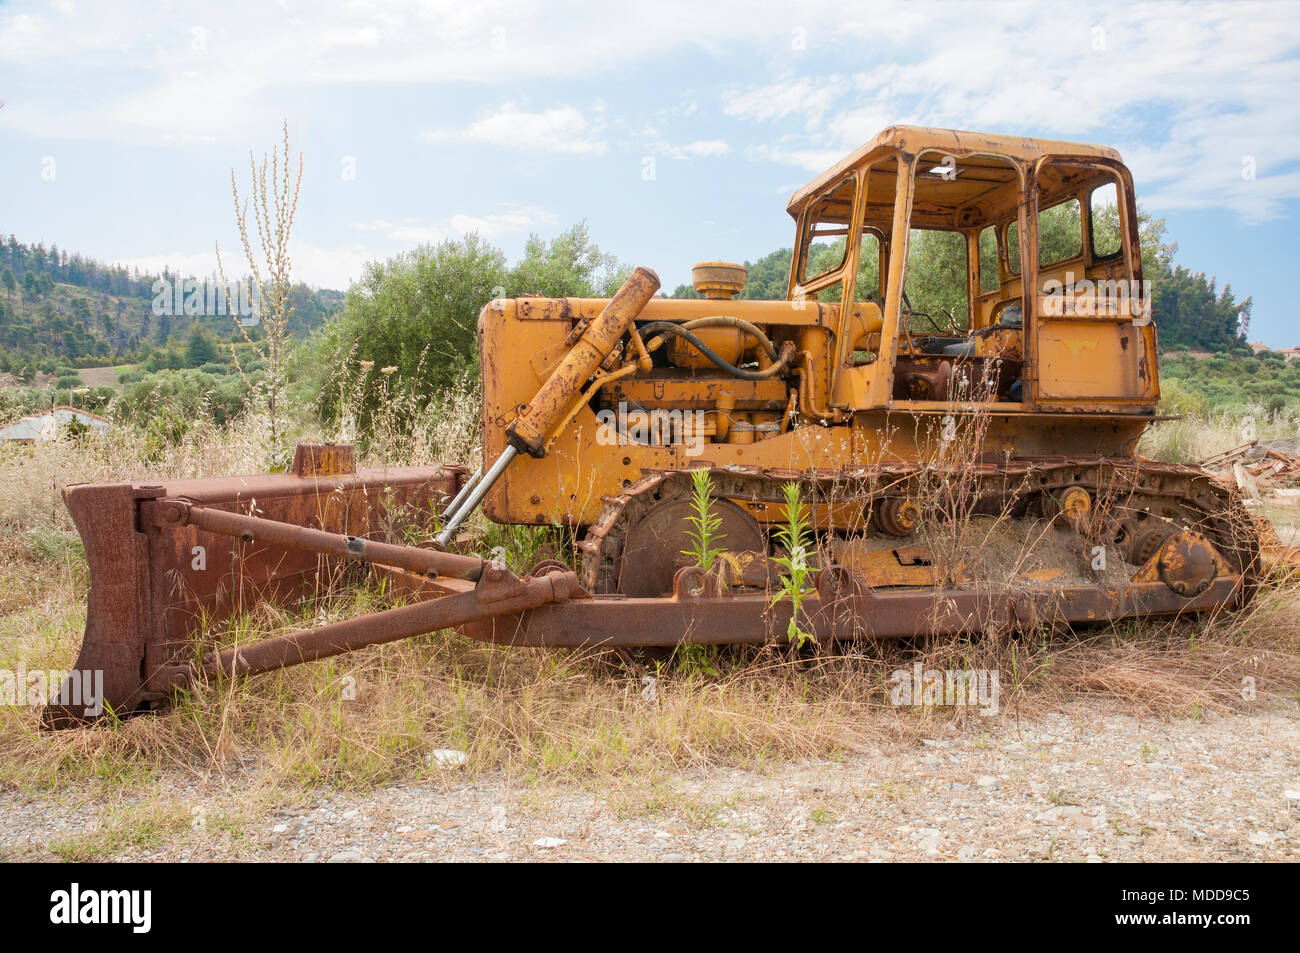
xmin=76 ymin=366 xmax=125 ymax=388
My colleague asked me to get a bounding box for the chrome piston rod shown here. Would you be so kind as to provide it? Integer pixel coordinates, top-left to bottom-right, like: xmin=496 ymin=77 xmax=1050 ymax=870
xmin=439 ymin=465 xmax=482 ymax=519
xmin=435 ymin=445 xmax=517 ymax=548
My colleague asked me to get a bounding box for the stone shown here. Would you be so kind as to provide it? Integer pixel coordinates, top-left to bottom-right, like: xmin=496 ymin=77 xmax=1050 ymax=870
xmin=428 ymin=749 xmax=468 ymax=769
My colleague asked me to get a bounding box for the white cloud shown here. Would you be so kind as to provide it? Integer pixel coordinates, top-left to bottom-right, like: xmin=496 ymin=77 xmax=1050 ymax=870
xmin=419 ymin=104 xmax=607 ymax=156
xmin=353 ymin=205 xmax=556 ymax=243
xmin=722 ymin=76 xmax=843 ymax=130
xmin=350 ymin=219 xmax=444 ymax=245
xmin=112 ymin=240 xmax=371 ymax=292
xmin=352 ymin=205 xmax=557 ymax=244
xmin=3 ymin=0 xmax=1298 ymax=223
xmin=717 ymin=1 xmax=1300 ymax=222
xmin=110 ymin=249 xmax=226 ymax=283
xmin=0 ymin=8 xmax=132 ymax=62
xmin=654 ymin=139 xmax=730 ymax=159
xmin=0 ymin=0 xmax=909 ymax=144
xmin=746 ymin=141 xmax=845 ymax=174
xmin=448 ymin=206 xmax=558 ymax=236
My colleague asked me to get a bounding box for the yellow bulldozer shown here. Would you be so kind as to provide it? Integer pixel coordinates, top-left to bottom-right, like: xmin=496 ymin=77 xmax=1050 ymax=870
xmin=46 ymin=126 xmax=1263 ymax=726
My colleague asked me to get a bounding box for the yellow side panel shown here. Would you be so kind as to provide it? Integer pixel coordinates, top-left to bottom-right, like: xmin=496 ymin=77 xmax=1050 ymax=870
xmin=1037 ymin=320 xmax=1139 ymax=400
xmin=831 ymin=363 xmax=877 ymax=410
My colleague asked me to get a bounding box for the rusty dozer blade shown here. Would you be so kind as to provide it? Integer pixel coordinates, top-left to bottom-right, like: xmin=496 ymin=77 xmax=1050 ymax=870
xmin=44 ymin=444 xmax=477 ymax=727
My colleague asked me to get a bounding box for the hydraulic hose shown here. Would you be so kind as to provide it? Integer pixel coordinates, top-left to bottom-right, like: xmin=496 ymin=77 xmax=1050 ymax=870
xmin=638 ymin=321 xmax=791 ymax=381
xmin=679 ymin=316 xmax=779 ymax=362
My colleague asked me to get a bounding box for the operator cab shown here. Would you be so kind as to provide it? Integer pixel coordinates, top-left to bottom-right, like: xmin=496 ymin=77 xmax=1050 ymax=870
xmin=786 ymin=127 xmax=1156 ymax=415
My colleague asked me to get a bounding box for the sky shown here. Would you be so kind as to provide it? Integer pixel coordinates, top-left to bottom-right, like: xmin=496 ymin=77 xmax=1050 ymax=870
xmin=1 ymin=0 xmax=1299 ymax=344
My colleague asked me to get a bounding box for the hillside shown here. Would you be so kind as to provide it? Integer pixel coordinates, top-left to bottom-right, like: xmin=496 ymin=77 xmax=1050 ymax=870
xmin=0 ymin=235 xmax=342 ymax=377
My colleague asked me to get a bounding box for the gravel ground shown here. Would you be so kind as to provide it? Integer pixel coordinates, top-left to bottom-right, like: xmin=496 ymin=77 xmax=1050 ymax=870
xmin=3 ymin=699 xmax=1298 ymax=862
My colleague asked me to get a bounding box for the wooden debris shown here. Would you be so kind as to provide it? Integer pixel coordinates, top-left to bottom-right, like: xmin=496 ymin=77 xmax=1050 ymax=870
xmin=1233 ymin=461 xmax=1260 ymax=500
xmin=1201 ymin=440 xmax=1300 ymax=491
xmin=1199 ymin=440 xmax=1256 ymax=468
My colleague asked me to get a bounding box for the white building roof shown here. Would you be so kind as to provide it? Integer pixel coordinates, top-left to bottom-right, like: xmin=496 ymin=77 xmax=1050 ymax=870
xmin=0 ymin=406 xmax=112 ymax=441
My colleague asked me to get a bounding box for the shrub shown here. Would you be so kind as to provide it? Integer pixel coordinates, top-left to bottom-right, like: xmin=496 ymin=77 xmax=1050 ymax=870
xmin=115 ymin=369 xmax=249 ymax=428
xmin=1158 ymin=379 xmax=1209 ymax=418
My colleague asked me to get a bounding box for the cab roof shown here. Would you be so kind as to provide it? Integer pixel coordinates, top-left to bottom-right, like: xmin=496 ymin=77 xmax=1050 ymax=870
xmin=785 ymin=125 xmax=1125 ymax=220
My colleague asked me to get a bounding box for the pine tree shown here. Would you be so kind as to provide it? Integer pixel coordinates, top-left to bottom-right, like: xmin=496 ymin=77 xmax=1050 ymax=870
xmin=184 ymin=325 xmax=219 ymax=367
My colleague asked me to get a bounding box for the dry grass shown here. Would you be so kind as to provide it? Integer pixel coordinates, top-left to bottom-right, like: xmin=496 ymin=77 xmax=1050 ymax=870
xmin=1137 ymin=406 xmax=1297 ymax=465
xmin=2 ymin=577 xmax=1296 ymax=798
xmin=47 ymin=798 xmax=255 ymax=861
xmin=0 ymin=414 xmax=283 ymax=536
xmin=0 ymin=572 xmax=917 ymax=793
xmin=1 ymin=399 xmax=1298 ymax=801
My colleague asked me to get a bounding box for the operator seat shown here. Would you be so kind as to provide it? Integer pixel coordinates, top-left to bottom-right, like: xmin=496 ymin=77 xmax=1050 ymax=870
xmin=931 ymin=302 xmax=1022 ymax=357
